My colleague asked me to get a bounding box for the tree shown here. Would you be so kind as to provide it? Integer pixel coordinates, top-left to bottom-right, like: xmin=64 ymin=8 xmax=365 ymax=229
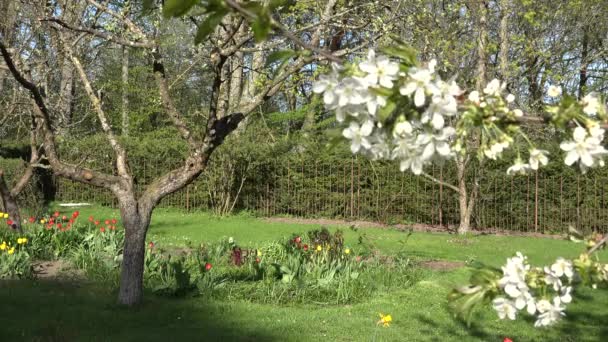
xmin=0 ymin=0 xmax=398 ymax=305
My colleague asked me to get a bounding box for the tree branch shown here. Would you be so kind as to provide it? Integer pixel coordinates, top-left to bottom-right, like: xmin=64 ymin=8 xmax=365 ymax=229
xmin=55 ymin=28 xmax=131 ymax=180
xmin=40 ymin=18 xmax=153 ymax=48
xmin=0 ymin=39 xmax=122 ymax=190
xmin=422 ymin=172 xmax=461 ymax=194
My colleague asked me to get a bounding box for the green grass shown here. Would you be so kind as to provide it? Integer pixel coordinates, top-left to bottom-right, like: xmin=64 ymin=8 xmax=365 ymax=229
xmin=2 ymin=205 xmax=607 ymax=341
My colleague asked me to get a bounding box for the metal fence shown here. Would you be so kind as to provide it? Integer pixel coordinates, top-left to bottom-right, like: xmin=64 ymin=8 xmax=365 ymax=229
xmin=52 ymin=157 xmax=608 ymax=234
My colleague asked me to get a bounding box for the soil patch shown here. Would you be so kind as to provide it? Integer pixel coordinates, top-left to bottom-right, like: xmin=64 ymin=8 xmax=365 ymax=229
xmin=420 ymin=260 xmax=465 ymax=271
xmin=32 ymin=260 xmax=82 ymax=280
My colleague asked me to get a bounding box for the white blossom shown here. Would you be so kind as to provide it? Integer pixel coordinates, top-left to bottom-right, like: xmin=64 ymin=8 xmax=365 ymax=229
xmin=312 ymin=73 xmax=339 ymax=106
xmin=507 ymin=159 xmax=530 ymax=175
xmin=393 ymin=121 xmax=413 ymax=137
xmin=547 ymin=85 xmax=562 ymax=98
xmin=559 ymin=286 xmax=572 ymax=304
xmin=484 ymin=139 xmax=511 ymax=160
xmin=506 ymin=94 xmax=515 ymax=103
xmin=560 ymin=126 xmax=607 ymax=172
xmin=399 ymin=62 xmax=437 ymax=107
xmin=359 ymin=50 xmax=399 ymax=89
xmin=550 ymin=257 xmax=574 ymax=279
xmin=544 ymin=267 xmax=563 ymax=291
xmin=483 ymin=79 xmax=504 ymax=96
xmin=529 ymin=149 xmax=549 ymax=170
xmin=534 ymin=298 xmax=565 ymax=327
xmin=343 ymin=120 xmax=374 ymax=153
xmin=582 ymin=93 xmax=601 ymax=115
xmin=468 ymin=90 xmax=480 ymax=104
xmin=417 ymin=127 xmax=454 ymax=161
xmin=334 ymin=77 xmax=369 ymax=107
xmin=493 ymin=298 xmax=518 ymax=320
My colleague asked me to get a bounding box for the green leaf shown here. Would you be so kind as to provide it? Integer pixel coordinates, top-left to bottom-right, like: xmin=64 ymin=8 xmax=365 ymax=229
xmin=163 ymin=0 xmax=199 ymax=18
xmin=265 ymin=49 xmax=297 ymax=67
xmin=377 ymin=100 xmax=397 ymax=123
xmin=252 ymin=13 xmax=271 ymax=42
xmin=194 ymin=11 xmax=227 ymax=44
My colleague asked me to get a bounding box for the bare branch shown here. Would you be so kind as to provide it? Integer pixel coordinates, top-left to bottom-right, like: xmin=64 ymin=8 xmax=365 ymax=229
xmin=421 ymin=172 xmax=461 ymax=194
xmin=85 ymin=0 xmax=148 ymax=40
xmin=41 ymin=18 xmax=153 ymax=48
xmin=0 ymin=39 xmax=122 ymax=190
xmin=55 ymin=28 xmax=130 ymax=180
xmin=152 ymin=50 xmax=200 ymax=150
xmin=223 ymin=0 xmax=342 ymax=63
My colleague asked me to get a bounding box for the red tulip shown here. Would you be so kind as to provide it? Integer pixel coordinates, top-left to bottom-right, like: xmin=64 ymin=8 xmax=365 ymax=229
xmin=46 ymin=224 xmax=53 ymax=230
xmin=111 ymin=219 xmax=117 ymax=225
xmin=110 ymin=225 xmax=116 ymax=230
xmin=28 ymin=217 xmax=35 ymax=223
xmin=49 ymin=218 xmax=54 ymax=224
xmin=57 ymin=223 xmax=62 ymax=229
xmin=94 ymin=220 xmax=100 ymax=225
xmin=104 ymin=220 xmax=110 ymax=225
xmin=294 ymin=236 xmax=301 ymax=244
xmin=303 ymin=244 xmax=309 ymax=251
xmin=68 ymin=218 xmax=74 ymax=224
xmin=204 ymin=263 xmax=212 ymax=271
xmin=62 ymin=215 xmax=67 ymax=220
xmin=53 ymin=211 xmax=60 ymax=217
xmin=7 ymin=219 xmax=13 ymax=226
xmin=100 ymin=227 xmax=106 ymax=233
xmin=504 ymin=339 xmax=513 ymax=342
xmin=148 ymin=241 xmax=155 ymax=249
xmin=88 ymin=216 xmax=94 ymax=222
xmin=72 ymin=211 xmax=79 ymax=218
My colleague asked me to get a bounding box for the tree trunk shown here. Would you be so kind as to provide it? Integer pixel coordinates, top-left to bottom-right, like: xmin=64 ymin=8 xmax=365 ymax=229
xmin=456 ymin=158 xmax=470 ymax=234
xmin=578 ymin=26 xmax=589 ymax=99
xmin=475 ymin=0 xmax=488 ymax=91
xmin=498 ymin=0 xmax=510 ymax=82
xmin=121 ymin=45 xmax=129 ymax=136
xmin=0 ymin=170 xmax=22 ymax=232
xmin=117 ymin=198 xmax=151 ymax=306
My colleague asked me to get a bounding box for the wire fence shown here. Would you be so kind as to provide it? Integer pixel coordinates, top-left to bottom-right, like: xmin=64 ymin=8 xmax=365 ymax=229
xmin=52 ymin=156 xmax=608 ymax=234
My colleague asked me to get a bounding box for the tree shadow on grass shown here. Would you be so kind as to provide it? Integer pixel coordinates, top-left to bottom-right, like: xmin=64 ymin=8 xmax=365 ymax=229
xmin=0 ymin=279 xmax=279 ymax=342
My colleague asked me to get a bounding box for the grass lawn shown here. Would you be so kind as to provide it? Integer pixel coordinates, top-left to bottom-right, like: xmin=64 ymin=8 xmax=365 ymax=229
xmin=1 ymin=205 xmax=607 ymax=341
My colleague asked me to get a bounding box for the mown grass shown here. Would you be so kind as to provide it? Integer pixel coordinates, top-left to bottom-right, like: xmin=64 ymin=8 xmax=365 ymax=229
xmin=1 ymin=205 xmax=607 ymax=341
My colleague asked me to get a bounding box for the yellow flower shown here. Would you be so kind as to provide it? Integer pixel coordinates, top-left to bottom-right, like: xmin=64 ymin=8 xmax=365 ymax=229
xmin=316 ymin=245 xmax=322 ymax=252
xmin=7 ymin=247 xmax=15 ymax=255
xmin=378 ymin=313 xmax=392 ymax=327
xmin=3 ymin=213 xmax=7 ymax=219
xmin=17 ymin=237 xmax=28 ymax=245
xmin=344 ymin=248 xmax=351 ymax=255
xmin=0 ymin=242 xmax=6 ymax=250
xmin=257 ymin=249 xmax=262 ymax=257
xmin=40 ymin=219 xmax=46 ymax=224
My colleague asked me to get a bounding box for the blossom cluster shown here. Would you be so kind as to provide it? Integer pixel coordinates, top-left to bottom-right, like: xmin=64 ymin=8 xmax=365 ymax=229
xmin=313 ymin=49 xmax=607 ymax=176
xmin=492 ymin=253 xmax=577 ymax=327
